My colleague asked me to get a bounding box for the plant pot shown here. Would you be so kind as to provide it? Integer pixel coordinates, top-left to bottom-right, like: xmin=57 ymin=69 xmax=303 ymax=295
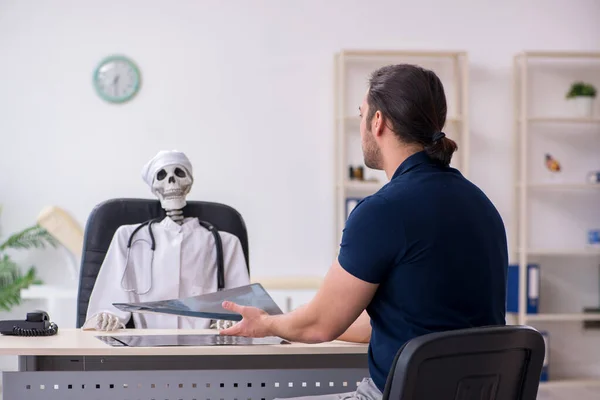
xmin=571 ymin=96 xmax=594 ymax=118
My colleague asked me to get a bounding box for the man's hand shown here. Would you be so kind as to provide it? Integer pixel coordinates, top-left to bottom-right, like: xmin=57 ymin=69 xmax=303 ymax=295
xmin=219 ymin=261 xmax=377 ymax=344
xmin=219 ymin=301 xmax=272 ymax=337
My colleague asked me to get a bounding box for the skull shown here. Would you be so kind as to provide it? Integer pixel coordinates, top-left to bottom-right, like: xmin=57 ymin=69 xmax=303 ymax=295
xmin=151 ymin=164 xmax=193 ymax=210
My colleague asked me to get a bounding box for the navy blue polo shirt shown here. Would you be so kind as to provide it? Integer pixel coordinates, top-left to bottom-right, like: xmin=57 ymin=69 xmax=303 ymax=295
xmin=338 ymin=151 xmax=508 ymax=392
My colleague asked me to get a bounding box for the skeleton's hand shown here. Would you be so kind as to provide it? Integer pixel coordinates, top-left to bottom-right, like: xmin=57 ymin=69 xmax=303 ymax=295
xmin=210 ymin=320 xmax=235 ymax=330
xmin=81 ymin=312 xmax=124 ymax=331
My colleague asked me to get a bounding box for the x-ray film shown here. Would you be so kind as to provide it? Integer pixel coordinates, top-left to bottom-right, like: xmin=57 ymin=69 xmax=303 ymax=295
xmin=112 ymin=283 xmax=283 ymax=321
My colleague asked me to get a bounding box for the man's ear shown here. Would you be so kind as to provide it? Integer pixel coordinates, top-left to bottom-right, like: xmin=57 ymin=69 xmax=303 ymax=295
xmin=373 ymin=110 xmax=385 ymax=137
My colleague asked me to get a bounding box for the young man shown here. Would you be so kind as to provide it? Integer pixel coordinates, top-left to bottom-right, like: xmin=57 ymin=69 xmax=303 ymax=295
xmin=220 ymin=64 xmax=508 ymax=400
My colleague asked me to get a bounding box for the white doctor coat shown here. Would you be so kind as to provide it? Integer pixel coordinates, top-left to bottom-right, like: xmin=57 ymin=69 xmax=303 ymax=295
xmin=86 ymin=217 xmax=250 ymax=329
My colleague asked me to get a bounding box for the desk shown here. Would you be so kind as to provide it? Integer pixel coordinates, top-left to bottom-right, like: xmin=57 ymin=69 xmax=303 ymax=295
xmin=0 ymin=329 xmax=369 ymax=400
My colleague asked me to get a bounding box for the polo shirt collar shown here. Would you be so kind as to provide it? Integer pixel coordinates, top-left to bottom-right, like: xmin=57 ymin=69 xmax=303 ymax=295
xmin=391 ymin=151 xmax=432 ymax=180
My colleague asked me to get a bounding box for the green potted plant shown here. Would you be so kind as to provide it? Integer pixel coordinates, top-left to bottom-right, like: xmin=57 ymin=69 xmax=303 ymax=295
xmin=566 ymin=81 xmax=597 ymax=117
xmin=0 ymin=206 xmax=57 ymax=312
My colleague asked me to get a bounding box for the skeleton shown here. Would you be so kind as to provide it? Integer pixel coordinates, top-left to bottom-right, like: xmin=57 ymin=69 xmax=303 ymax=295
xmin=83 ymin=151 xmax=236 ymax=331
xmin=148 ymin=161 xmax=233 ymax=330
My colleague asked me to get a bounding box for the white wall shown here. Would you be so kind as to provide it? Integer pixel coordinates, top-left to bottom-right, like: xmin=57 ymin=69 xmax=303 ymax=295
xmin=0 ymin=0 xmax=599 ymax=387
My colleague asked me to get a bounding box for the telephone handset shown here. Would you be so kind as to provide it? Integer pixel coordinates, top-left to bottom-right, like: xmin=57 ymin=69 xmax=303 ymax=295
xmin=0 ymin=310 xmax=59 ymax=336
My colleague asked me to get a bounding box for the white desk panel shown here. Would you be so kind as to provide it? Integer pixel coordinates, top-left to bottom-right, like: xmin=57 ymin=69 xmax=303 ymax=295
xmin=0 ymin=329 xmax=367 ymax=356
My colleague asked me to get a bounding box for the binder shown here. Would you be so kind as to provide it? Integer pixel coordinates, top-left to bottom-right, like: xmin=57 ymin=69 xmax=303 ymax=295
xmin=506 ymin=263 xmax=539 ymax=314
xmin=345 ymin=197 xmax=362 ymax=219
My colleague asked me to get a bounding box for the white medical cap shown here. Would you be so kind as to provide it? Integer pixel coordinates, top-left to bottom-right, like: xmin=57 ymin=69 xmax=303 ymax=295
xmin=141 ymin=150 xmax=193 ymax=187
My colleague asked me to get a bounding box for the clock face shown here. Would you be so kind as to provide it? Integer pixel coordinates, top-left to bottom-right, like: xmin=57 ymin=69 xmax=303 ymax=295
xmin=93 ymin=55 xmax=141 ymax=103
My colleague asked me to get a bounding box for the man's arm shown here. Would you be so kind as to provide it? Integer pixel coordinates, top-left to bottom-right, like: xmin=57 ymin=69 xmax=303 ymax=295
xmin=220 ymin=195 xmax=396 ymax=343
xmin=221 ymin=260 xmax=378 ymax=343
xmin=336 ymin=310 xmax=371 ymax=343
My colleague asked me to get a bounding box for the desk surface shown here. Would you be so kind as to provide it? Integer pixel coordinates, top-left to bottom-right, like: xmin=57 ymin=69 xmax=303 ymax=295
xmin=0 ymin=329 xmax=368 ymax=356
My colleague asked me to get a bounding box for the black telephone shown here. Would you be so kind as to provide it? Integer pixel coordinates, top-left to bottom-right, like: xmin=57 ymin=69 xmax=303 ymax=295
xmin=0 ymin=310 xmax=58 ymax=336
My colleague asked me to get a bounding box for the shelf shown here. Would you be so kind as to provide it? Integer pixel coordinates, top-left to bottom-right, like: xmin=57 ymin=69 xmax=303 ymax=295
xmin=342 ymin=180 xmax=384 ymax=192
xmin=539 ymin=379 xmax=600 ymax=388
xmin=526 ymin=117 xmax=600 ymax=124
xmin=339 ymin=49 xmax=466 ymax=61
xmin=525 ymin=313 xmax=600 ymax=322
xmin=516 ymin=51 xmax=600 ymax=59
xmin=339 ymin=115 xmax=463 ymax=125
xmin=516 ymin=183 xmax=600 ymax=191
xmin=517 ymin=248 xmax=600 ymax=256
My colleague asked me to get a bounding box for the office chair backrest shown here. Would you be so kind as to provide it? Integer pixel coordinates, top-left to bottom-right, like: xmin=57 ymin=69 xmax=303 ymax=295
xmin=75 ymin=198 xmax=250 ymax=328
xmin=382 ymin=325 xmax=545 ymax=400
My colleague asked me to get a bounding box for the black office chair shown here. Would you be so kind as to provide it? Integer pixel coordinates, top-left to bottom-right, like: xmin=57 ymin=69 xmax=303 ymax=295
xmin=75 ymin=198 xmax=250 ymax=329
xmin=382 ymin=325 xmax=545 ymax=400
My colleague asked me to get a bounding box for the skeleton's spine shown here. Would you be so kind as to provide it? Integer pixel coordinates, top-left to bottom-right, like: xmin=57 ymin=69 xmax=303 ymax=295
xmin=166 ymin=209 xmax=184 ymax=224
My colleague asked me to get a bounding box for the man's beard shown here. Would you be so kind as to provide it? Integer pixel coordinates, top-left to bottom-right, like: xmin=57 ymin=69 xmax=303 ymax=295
xmin=362 ymin=127 xmax=383 ymax=170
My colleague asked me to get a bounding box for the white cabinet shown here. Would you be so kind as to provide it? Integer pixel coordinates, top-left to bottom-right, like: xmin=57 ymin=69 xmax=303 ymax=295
xmin=512 ymin=51 xmax=600 ymax=387
xmin=267 ymin=290 xmax=318 ymax=313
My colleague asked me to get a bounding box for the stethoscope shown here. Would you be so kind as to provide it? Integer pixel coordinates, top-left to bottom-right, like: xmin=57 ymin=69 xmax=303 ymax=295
xmin=120 ymin=217 xmax=225 ymax=295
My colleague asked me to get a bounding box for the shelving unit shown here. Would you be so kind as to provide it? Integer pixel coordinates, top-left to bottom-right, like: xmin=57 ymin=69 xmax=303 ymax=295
xmin=333 ymin=50 xmax=469 ymax=251
xmin=539 ymin=379 xmax=600 ymax=389
xmin=526 ymin=313 xmax=600 ymax=322
xmin=527 ymin=117 xmax=600 ymax=124
xmin=512 ymin=51 xmax=600 ymax=386
xmin=518 ymin=248 xmax=600 ymax=257
xmin=517 ymin=183 xmax=600 ymax=190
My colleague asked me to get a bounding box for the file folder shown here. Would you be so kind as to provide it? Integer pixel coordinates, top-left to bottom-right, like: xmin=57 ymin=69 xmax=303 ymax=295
xmin=345 ymin=197 xmax=362 ymax=219
xmin=506 ymin=263 xmax=539 ymax=314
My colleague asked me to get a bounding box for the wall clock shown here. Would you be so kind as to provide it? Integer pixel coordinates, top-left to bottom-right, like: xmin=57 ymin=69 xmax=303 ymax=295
xmin=93 ymin=55 xmax=141 ymax=103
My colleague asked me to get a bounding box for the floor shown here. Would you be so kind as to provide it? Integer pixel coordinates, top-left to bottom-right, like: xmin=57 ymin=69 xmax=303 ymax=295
xmin=537 ymin=387 xmax=600 ymax=399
